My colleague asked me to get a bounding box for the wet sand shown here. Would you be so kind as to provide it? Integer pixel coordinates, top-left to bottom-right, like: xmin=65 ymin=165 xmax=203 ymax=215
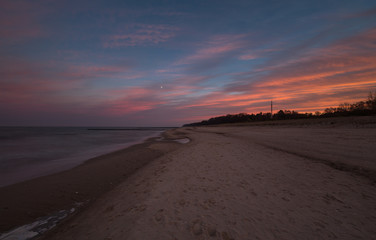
xmin=0 ymin=131 xmax=185 ymax=234
xmin=1 ymin=116 xmax=376 ymax=239
xmin=38 ymin=116 xmax=376 ymax=240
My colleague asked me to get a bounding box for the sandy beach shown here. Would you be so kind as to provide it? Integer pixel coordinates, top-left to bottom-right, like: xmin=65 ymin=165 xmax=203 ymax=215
xmin=34 ymin=116 xmax=376 ymax=240
xmin=1 ymin=116 xmax=376 ymax=239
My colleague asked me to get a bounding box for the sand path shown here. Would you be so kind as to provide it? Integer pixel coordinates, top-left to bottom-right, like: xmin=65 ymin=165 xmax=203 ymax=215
xmin=44 ymin=126 xmax=376 ymax=240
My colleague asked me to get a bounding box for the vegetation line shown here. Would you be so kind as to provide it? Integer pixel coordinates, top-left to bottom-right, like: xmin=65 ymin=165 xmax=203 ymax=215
xmin=183 ymin=92 xmax=376 ymax=127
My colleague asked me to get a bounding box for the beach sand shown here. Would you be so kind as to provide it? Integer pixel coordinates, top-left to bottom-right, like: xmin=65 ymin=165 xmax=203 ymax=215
xmin=2 ymin=116 xmax=376 ymax=239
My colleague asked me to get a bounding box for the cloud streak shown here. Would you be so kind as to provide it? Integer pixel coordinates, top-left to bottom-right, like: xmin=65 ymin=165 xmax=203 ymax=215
xmin=175 ymin=27 xmax=376 ymax=116
xmin=175 ymin=34 xmax=250 ymax=73
xmin=104 ymin=24 xmax=179 ymax=47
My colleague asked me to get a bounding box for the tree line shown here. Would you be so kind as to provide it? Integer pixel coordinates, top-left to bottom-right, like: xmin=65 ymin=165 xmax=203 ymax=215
xmin=183 ymin=92 xmax=376 ymax=127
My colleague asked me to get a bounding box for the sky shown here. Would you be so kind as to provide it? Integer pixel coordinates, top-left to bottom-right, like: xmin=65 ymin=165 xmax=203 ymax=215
xmin=1 ymin=0 xmax=376 ymax=127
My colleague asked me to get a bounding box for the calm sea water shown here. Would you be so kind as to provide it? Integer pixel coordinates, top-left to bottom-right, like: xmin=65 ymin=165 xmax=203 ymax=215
xmin=0 ymin=127 xmax=168 ymax=187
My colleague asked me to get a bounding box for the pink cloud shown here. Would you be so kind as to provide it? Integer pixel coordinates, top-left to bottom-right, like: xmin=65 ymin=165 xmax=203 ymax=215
xmin=99 ymin=87 xmax=166 ymax=115
xmin=237 ymin=48 xmax=281 ymax=61
xmin=238 ymin=54 xmax=258 ymax=60
xmin=0 ymin=58 xmax=144 ymax=116
xmin=252 ymin=30 xmax=376 ymax=89
xmin=175 ymin=34 xmax=247 ymax=65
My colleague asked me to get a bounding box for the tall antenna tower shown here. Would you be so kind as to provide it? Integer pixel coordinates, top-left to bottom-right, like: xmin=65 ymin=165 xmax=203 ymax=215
xmin=271 ymin=100 xmax=273 ymax=119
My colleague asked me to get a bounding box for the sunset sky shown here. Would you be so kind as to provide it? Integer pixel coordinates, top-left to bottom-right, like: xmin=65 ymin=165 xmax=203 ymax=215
xmin=1 ymin=0 xmax=376 ymax=126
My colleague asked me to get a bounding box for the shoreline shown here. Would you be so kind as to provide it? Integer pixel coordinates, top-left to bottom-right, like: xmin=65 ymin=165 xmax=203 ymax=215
xmin=0 ymin=129 xmax=186 ymax=234
xmin=0 ymin=128 xmax=166 ymax=188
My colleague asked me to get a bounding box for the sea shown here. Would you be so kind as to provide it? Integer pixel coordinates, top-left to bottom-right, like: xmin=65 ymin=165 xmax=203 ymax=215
xmin=0 ymin=127 xmax=169 ymax=188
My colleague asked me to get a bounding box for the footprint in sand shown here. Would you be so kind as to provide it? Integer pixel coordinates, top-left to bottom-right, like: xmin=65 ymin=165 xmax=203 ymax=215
xmin=281 ymin=196 xmax=290 ymax=202
xmin=177 ymin=199 xmax=189 ymax=207
xmin=154 ymin=209 xmax=166 ymax=225
xmin=207 ymin=225 xmax=217 ymax=237
xmin=250 ymin=189 xmax=258 ymax=197
xmin=192 ymin=222 xmax=202 ymax=235
xmin=104 ymin=205 xmax=114 ymax=212
xmin=190 ymin=219 xmax=218 ymax=238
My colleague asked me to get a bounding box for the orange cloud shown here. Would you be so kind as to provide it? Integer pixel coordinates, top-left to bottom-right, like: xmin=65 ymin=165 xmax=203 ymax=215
xmin=217 ymin=27 xmax=376 ymax=113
